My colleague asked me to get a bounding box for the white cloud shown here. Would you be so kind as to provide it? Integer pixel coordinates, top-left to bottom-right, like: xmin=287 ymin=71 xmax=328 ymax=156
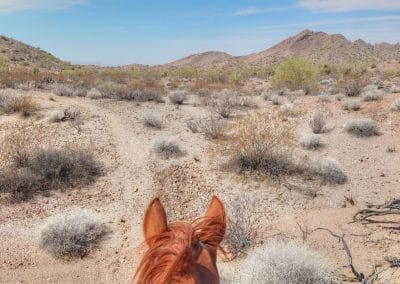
xmin=299 ymin=0 xmax=400 ymax=12
xmin=233 ymin=6 xmax=290 ymax=16
xmin=0 ymin=0 xmax=86 ymax=14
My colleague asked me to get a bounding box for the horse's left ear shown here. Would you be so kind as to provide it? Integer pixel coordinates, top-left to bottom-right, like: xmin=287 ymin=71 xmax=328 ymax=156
xmin=203 ymin=195 xmax=226 ymax=244
xmin=143 ymin=198 xmax=168 ymax=246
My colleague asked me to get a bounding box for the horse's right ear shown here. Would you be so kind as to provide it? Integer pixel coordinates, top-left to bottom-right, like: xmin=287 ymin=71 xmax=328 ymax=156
xmin=143 ymin=198 xmax=167 ymax=246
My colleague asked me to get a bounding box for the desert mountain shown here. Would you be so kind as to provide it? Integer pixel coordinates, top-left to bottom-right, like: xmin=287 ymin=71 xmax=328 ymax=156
xmin=0 ymin=35 xmax=67 ymax=70
xmin=166 ymin=30 xmax=400 ymax=68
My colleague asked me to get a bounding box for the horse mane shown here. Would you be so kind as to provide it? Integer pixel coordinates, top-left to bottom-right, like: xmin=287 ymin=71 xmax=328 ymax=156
xmin=134 ymin=216 xmax=225 ymax=284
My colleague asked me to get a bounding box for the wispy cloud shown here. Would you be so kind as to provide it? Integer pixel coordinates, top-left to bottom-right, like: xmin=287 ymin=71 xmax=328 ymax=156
xmin=299 ymin=0 xmax=400 ymax=12
xmin=233 ymin=6 xmax=290 ymax=16
xmin=0 ymin=0 xmax=86 ymax=14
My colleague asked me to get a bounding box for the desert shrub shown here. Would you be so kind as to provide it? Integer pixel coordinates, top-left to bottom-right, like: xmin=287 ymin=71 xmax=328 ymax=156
xmin=308 ymin=158 xmax=347 ymax=184
xmin=86 ymin=88 xmax=102 ymax=99
xmin=40 ymin=208 xmax=108 ymax=258
xmin=317 ymin=94 xmax=330 ymax=103
xmin=309 ymin=112 xmax=326 ymax=134
xmin=390 ymin=85 xmax=400 ymax=93
xmin=342 ymin=77 xmax=368 ymax=97
xmin=342 ymin=100 xmax=361 ymax=111
xmin=143 ymin=113 xmax=163 ymax=129
xmin=300 ymin=134 xmax=323 ymax=150
xmin=390 ymin=99 xmax=400 ymax=111
xmin=226 ymin=241 xmax=336 ymax=284
xmin=344 ymin=119 xmax=380 ymax=137
xmin=362 ymin=89 xmax=383 ymax=101
xmin=51 ymin=84 xmax=85 ymax=97
xmin=221 ymin=111 xmax=297 ymax=179
xmin=279 ymin=103 xmax=296 ymax=116
xmin=224 ymin=195 xmax=260 ymax=259
xmin=272 ymin=57 xmax=318 ymax=91
xmin=153 ymin=139 xmax=184 ymax=158
xmin=0 ymin=146 xmax=101 ymax=200
xmin=169 ymin=90 xmax=187 ymax=105
xmin=0 ymin=90 xmax=38 ymax=116
xmin=211 ymin=91 xmax=237 ymax=118
xmin=276 ymin=87 xmax=290 ymax=96
xmin=187 ymin=115 xmax=226 ymax=139
xmin=271 ymin=95 xmax=285 ymax=105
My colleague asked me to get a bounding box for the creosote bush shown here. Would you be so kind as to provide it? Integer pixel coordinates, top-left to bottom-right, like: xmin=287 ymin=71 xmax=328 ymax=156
xmin=211 ymin=91 xmax=237 ymax=118
xmin=169 ymin=90 xmax=187 ymax=105
xmin=344 ymin=119 xmax=380 ymax=137
xmin=40 ymin=208 xmax=108 ymax=258
xmin=0 ymin=146 xmax=101 ymax=200
xmin=300 ymin=134 xmax=323 ymax=150
xmin=224 ymin=241 xmax=336 ymax=284
xmin=153 ymin=138 xmax=184 ymax=159
xmin=143 ymin=113 xmax=163 ymax=129
xmin=187 ymin=115 xmax=226 ymax=139
xmin=362 ymin=89 xmax=383 ymax=102
xmin=220 ymin=111 xmax=297 ymax=179
xmin=272 ymin=57 xmax=318 ymax=91
xmin=309 ymin=112 xmax=326 ymax=134
xmin=308 ymin=157 xmax=347 ymax=184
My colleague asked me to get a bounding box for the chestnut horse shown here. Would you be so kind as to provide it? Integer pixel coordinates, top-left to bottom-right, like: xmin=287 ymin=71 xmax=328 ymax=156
xmin=133 ymin=196 xmax=226 ymax=284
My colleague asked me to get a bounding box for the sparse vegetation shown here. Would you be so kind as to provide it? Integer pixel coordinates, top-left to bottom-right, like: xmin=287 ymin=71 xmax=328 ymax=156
xmin=0 ymin=90 xmax=38 ymax=116
xmin=344 ymin=119 xmax=380 ymax=137
xmin=309 ymin=112 xmax=326 ymax=134
xmin=272 ymin=57 xmax=318 ymax=91
xmin=40 ymin=208 xmax=108 ymax=258
xmin=308 ymin=157 xmax=347 ymax=184
xmin=362 ymin=89 xmax=383 ymax=101
xmin=279 ymin=103 xmax=296 ymax=116
xmin=271 ymin=95 xmax=285 ymax=105
xmin=153 ymin=138 xmax=184 ymax=158
xmin=300 ymin=134 xmax=323 ymax=150
xmin=169 ymin=90 xmax=187 ymax=105
xmin=220 ymin=111 xmax=297 ymax=179
xmin=143 ymin=113 xmax=163 ymax=129
xmin=187 ymin=115 xmax=226 ymax=139
xmin=225 ymin=241 xmax=336 ymax=284
xmin=211 ymin=91 xmax=236 ymax=118
xmin=342 ymin=77 xmax=368 ymax=97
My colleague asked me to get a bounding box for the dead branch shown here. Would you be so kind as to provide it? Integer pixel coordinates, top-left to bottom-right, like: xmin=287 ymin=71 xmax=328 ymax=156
xmin=354 ymin=197 xmax=400 ymax=227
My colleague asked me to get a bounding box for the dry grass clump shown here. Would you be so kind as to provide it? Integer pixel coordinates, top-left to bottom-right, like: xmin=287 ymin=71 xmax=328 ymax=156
xmin=86 ymin=88 xmax=102 ymax=99
xmin=153 ymin=138 xmax=184 ymax=159
xmin=40 ymin=208 xmax=108 ymax=258
xmin=309 ymin=112 xmax=326 ymax=134
xmin=224 ymin=241 xmax=336 ymax=284
xmin=0 ymin=146 xmax=101 ymax=200
xmin=308 ymin=158 xmax=346 ymax=184
xmin=271 ymin=95 xmax=285 ymax=105
xmin=300 ymin=134 xmax=324 ymax=150
xmin=0 ymin=90 xmax=38 ymax=116
xmin=143 ymin=113 xmax=163 ymax=129
xmin=362 ymin=89 xmax=383 ymax=102
xmin=51 ymin=84 xmax=87 ymax=97
xmin=220 ymin=111 xmax=297 ymax=179
xmin=211 ymin=91 xmax=237 ymax=118
xmin=390 ymin=98 xmax=400 ymax=111
xmin=344 ymin=119 xmax=380 ymax=137
xmin=279 ymin=103 xmax=296 ymax=116
xmin=342 ymin=100 xmax=361 ymax=111
xmin=169 ymin=90 xmax=187 ymax=105
xmin=187 ymin=115 xmax=226 ymax=139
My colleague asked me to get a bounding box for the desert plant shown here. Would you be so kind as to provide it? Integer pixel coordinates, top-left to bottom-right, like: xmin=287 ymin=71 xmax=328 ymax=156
xmin=271 ymin=95 xmax=285 ymax=105
xmin=225 ymin=241 xmax=336 ymax=284
xmin=143 ymin=113 xmax=163 ymax=129
xmin=211 ymin=91 xmax=237 ymax=118
xmin=188 ymin=115 xmax=226 ymax=139
xmin=40 ymin=208 xmax=108 ymax=258
xmin=169 ymin=90 xmax=187 ymax=105
xmin=342 ymin=100 xmax=361 ymax=111
xmin=300 ymin=134 xmax=323 ymax=150
xmin=153 ymin=139 xmax=183 ymax=158
xmin=342 ymin=77 xmax=367 ymax=97
xmin=0 ymin=90 xmax=38 ymax=116
xmin=272 ymin=57 xmax=318 ymax=91
xmin=86 ymin=88 xmax=102 ymax=99
xmin=344 ymin=119 xmax=380 ymax=137
xmin=390 ymin=99 xmax=400 ymax=111
xmin=309 ymin=112 xmax=326 ymax=134
xmin=220 ymin=111 xmax=297 ymax=179
xmin=276 ymin=87 xmax=290 ymax=96
xmin=362 ymin=89 xmax=383 ymax=102
xmin=279 ymin=103 xmax=296 ymax=116
xmin=308 ymin=157 xmax=347 ymax=184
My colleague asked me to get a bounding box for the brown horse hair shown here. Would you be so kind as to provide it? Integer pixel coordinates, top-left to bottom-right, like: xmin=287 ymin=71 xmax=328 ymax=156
xmin=134 ymin=216 xmax=226 ymax=284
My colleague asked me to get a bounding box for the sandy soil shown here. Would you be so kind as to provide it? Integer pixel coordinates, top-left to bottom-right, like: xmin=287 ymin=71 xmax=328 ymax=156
xmin=1 ymin=85 xmax=400 ymax=283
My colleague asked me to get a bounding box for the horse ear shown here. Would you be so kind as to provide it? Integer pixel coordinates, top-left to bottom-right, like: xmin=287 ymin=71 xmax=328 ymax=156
xmin=204 ymin=195 xmax=226 ymax=244
xmin=143 ymin=198 xmax=168 ymax=246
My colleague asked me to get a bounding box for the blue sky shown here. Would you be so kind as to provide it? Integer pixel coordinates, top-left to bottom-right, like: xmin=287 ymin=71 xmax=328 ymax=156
xmin=0 ymin=0 xmax=400 ymax=66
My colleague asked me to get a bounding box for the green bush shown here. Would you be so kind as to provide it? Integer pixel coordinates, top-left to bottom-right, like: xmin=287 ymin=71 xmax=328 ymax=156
xmin=272 ymin=57 xmax=318 ymax=91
